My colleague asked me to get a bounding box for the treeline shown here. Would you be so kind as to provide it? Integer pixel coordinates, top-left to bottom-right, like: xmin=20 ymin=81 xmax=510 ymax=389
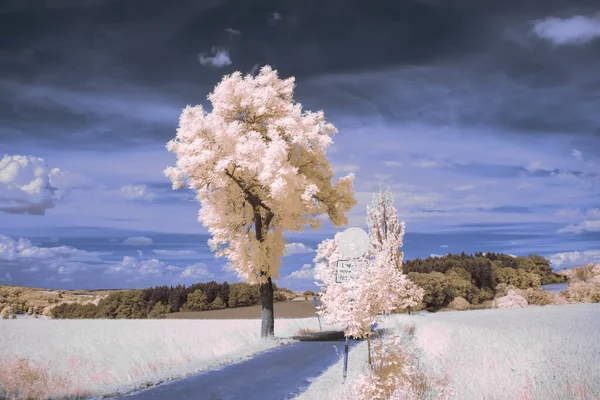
xmin=402 ymin=252 xmax=567 ymax=311
xmin=51 ymin=281 xmax=296 ymax=319
xmin=49 ymin=252 xmax=567 ymax=317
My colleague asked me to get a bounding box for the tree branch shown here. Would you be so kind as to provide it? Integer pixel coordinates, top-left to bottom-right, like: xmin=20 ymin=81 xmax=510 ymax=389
xmin=224 ymin=169 xmax=273 ymax=213
xmin=264 ymin=211 xmax=274 ymax=232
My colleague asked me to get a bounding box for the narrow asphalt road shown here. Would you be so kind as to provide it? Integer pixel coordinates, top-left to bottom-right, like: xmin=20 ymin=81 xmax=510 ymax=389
xmin=106 ymin=339 xmax=361 ymax=400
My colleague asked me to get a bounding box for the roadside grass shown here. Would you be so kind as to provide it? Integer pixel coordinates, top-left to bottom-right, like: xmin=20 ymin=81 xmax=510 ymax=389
xmin=294 ymin=303 xmax=600 ymax=400
xmin=0 ymin=317 xmax=341 ymax=399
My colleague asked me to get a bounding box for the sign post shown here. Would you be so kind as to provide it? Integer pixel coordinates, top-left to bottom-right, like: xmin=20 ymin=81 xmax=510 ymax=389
xmin=335 ymin=226 xmax=370 ymax=383
xmin=313 ymin=296 xmax=322 ymax=331
xmin=343 ymin=335 xmax=349 ymax=380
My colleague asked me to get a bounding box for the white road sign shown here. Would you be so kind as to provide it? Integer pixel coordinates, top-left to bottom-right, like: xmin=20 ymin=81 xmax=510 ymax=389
xmin=337 ymin=227 xmax=370 ymax=258
xmin=336 ymin=259 xmax=369 ymax=283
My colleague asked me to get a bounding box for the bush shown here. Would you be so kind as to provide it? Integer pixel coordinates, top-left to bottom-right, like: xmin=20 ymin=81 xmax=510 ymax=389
xmin=492 ymin=290 xmax=528 ymax=309
xmin=273 ymin=291 xmax=288 ymax=302
xmin=227 ymin=283 xmax=260 ymax=308
xmin=209 ymin=296 xmax=226 ymax=310
xmin=494 ymin=283 xmax=515 ymax=298
xmin=446 ymin=267 xmax=472 ymax=282
xmin=471 ymin=287 xmax=494 ymax=304
xmin=147 ymin=301 xmax=169 ymax=319
xmin=445 ymin=274 xmax=477 ymax=303
xmin=523 ymin=288 xmax=554 ymax=306
xmin=559 ymin=280 xmax=600 ymax=303
xmin=407 ymin=272 xmax=450 ymax=310
xmin=181 ymin=289 xmax=209 ymax=312
xmin=572 ymin=264 xmax=600 ymax=282
xmin=552 ymin=294 xmax=570 ymax=305
xmin=346 ymin=330 xmax=453 ymax=399
xmin=448 ymin=296 xmax=470 ymax=311
xmin=96 ymin=290 xmax=148 ymax=318
xmin=493 ymin=267 xmax=540 ymax=290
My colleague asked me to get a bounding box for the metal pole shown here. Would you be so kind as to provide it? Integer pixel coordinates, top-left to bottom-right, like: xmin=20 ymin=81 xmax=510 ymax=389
xmin=343 ymin=290 xmax=353 ymax=382
xmin=367 ymin=335 xmax=372 ymax=367
xmin=343 ymin=335 xmax=349 ymax=381
xmin=313 ymin=296 xmax=322 ymax=332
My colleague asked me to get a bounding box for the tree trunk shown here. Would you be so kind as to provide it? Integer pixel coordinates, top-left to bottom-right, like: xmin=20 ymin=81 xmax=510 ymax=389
xmin=260 ymin=277 xmax=275 ymax=338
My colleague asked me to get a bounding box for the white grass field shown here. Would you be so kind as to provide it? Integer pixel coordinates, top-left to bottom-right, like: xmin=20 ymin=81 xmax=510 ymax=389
xmin=295 ymin=303 xmax=600 ymax=400
xmin=0 ymin=317 xmax=341 ymax=399
xmin=2 ymin=304 xmax=599 ymax=399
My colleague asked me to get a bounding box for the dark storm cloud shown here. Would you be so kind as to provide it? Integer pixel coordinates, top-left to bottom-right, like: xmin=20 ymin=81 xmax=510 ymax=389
xmin=2 ymin=0 xmax=600 ymax=149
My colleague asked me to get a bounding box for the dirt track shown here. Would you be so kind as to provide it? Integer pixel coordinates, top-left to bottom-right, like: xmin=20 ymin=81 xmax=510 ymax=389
xmin=166 ymin=299 xmax=320 ymax=319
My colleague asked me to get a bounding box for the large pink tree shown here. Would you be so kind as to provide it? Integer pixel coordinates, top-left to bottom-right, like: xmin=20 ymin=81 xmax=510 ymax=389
xmin=164 ymin=65 xmax=357 ymax=338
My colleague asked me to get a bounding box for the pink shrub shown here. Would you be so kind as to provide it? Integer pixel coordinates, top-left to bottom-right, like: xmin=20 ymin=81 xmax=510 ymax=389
xmin=560 ymin=280 xmax=600 ymax=303
xmin=341 ymin=330 xmax=453 ymax=400
xmin=492 ymin=290 xmax=528 ymax=308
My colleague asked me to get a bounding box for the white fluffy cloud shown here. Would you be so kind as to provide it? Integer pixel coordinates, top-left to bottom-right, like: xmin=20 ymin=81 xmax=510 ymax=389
xmin=555 ymin=208 xmax=600 ymax=220
xmin=287 ymin=263 xmax=315 ymax=279
xmin=198 ymin=47 xmax=232 ymax=68
xmin=107 ymin=256 xmax=169 ymax=275
xmin=0 ymin=234 xmax=108 ymax=274
xmin=0 ymin=154 xmax=91 ymax=215
xmin=532 ymin=14 xmax=600 ymax=45
xmin=123 ymin=237 xmax=153 ymax=246
xmin=180 ymin=263 xmax=214 ymax=279
xmin=120 ymin=184 xmax=155 ymax=201
xmin=284 ymin=242 xmax=315 ymax=256
xmin=557 ymin=220 xmax=600 ymax=234
xmin=107 ymin=256 xmax=213 ymax=280
xmin=548 ymin=250 xmax=600 ymax=268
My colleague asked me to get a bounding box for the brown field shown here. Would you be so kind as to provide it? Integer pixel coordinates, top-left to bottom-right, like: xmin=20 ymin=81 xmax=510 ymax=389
xmin=167 ymin=299 xmax=320 ymax=319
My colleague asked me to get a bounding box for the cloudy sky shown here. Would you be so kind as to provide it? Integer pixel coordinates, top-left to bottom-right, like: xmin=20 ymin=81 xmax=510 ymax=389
xmin=1 ymin=0 xmax=600 ymax=291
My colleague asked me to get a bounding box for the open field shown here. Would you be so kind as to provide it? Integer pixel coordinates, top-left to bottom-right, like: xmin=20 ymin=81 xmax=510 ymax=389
xmin=167 ymin=298 xmax=320 ymax=319
xmin=296 ymin=303 xmax=600 ymax=400
xmin=2 ymin=303 xmax=598 ymax=399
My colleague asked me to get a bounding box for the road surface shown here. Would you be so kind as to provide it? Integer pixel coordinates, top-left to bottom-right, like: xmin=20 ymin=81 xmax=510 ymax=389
xmin=106 ymin=339 xmax=361 ymax=400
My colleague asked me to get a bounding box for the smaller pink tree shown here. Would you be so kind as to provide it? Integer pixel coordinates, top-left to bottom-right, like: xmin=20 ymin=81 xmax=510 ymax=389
xmin=313 ymin=188 xmax=424 ymax=339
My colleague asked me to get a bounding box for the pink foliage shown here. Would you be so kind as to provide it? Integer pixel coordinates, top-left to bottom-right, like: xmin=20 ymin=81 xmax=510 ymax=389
xmin=163 ymin=65 xmax=356 ymax=284
xmin=314 ymin=189 xmax=424 ymax=338
xmin=492 ymin=290 xmax=529 ymax=308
